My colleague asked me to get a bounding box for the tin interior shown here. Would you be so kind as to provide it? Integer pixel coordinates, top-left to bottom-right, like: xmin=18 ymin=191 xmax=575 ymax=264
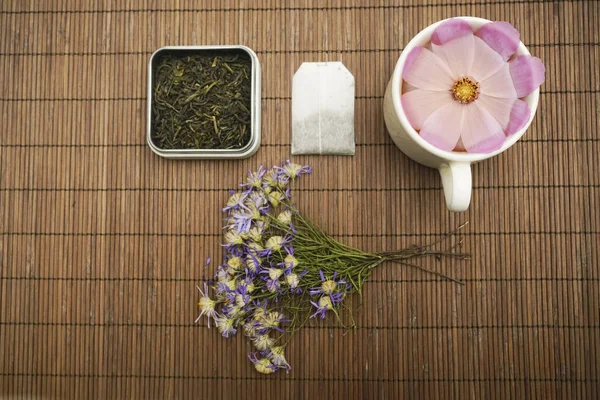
xmin=148 ymin=46 xmax=259 ymax=156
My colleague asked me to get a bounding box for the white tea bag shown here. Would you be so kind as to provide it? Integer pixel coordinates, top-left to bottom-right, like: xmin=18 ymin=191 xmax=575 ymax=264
xmin=291 ymin=62 xmax=355 ymax=155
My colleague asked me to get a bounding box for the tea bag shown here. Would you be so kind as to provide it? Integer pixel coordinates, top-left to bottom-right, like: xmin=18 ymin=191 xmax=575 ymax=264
xmin=292 ymin=62 xmax=355 ymax=155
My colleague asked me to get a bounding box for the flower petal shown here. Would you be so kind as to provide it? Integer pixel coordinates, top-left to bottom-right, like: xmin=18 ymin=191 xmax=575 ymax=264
xmin=419 ymin=101 xmax=465 ymax=151
xmin=431 ymin=18 xmax=473 ymax=45
xmin=475 ymin=21 xmax=520 ymax=61
xmin=432 ymin=33 xmax=475 ymax=78
xmin=402 ymin=46 xmax=455 ymax=91
xmin=475 ymin=95 xmax=512 ymax=128
xmin=469 ymin=36 xmax=506 ymax=81
xmin=506 ymin=99 xmax=531 ymax=135
xmin=479 ymin=63 xmax=518 ymax=98
xmin=461 ymin=103 xmax=507 ymax=153
xmin=477 ymin=95 xmax=530 ymax=135
xmin=401 ymin=90 xmax=454 ymax=130
xmin=509 ymin=55 xmax=546 ymax=97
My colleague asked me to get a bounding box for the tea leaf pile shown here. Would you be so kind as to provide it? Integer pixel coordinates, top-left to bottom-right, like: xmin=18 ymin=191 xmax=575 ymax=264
xmin=151 ymin=51 xmax=252 ymax=149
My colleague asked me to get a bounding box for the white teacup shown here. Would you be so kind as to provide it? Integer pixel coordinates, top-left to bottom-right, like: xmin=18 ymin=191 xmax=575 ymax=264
xmin=383 ymin=16 xmax=540 ymax=212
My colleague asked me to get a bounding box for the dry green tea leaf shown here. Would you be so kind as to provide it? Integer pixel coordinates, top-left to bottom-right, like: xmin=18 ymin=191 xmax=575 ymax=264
xmin=151 ymin=50 xmax=252 ymax=150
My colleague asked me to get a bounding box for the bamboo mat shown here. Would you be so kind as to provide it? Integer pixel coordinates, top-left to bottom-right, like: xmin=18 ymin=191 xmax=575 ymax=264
xmin=1 ymin=0 xmax=599 ymax=398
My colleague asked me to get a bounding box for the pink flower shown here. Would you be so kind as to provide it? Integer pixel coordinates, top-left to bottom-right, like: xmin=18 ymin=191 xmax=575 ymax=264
xmin=401 ymin=19 xmax=545 ymax=153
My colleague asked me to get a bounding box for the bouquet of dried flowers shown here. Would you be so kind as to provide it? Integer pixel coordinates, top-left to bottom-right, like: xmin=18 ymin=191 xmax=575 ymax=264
xmin=196 ymin=161 xmax=468 ymax=374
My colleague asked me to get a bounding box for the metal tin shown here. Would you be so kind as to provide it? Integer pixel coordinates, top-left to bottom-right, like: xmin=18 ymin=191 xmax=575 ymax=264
xmin=147 ymin=45 xmax=261 ymax=159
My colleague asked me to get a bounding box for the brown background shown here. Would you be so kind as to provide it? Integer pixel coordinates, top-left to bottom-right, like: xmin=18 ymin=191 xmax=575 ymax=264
xmin=0 ymin=0 xmax=599 ymax=399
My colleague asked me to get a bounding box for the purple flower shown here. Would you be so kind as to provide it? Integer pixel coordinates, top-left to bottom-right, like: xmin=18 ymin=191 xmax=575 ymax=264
xmin=252 ymin=334 xmax=275 ymax=351
xmin=223 ymin=287 xmax=237 ymax=303
xmin=229 ymin=246 xmax=244 ymax=257
xmin=251 ymin=309 xmax=290 ymax=335
xmin=215 ymin=278 xmax=236 ymax=296
xmin=277 ymin=160 xmax=312 ymax=179
xmin=279 ymin=251 xmax=298 ymax=270
xmin=265 ymin=278 xmax=280 ymax=293
xmin=265 ymin=346 xmax=291 ymax=370
xmin=248 ymin=353 xmax=278 ymax=374
xmin=195 ymin=283 xmax=218 ymax=327
xmin=260 ymin=235 xmax=293 ymax=257
xmin=310 ymin=296 xmax=334 ymax=319
xmin=222 ymin=304 xmax=244 ymax=319
xmin=284 ymin=269 xmax=308 ymax=294
xmin=214 ymin=314 xmax=237 ymax=337
xmin=247 ymin=191 xmax=269 ymax=210
xmin=228 ymin=199 xmax=266 ymax=234
xmin=242 ymin=165 xmax=267 ymax=189
xmin=329 ymin=291 xmax=346 ymax=305
xmin=260 ymin=267 xmax=284 ymax=293
xmin=267 ymin=191 xmax=285 ymax=207
xmin=277 ymin=210 xmax=292 ymax=225
xmin=261 ymin=267 xmax=283 ymax=280
xmin=261 ymin=267 xmax=283 ymax=293
xmin=309 ymin=270 xmax=347 ymax=297
xmin=253 ymin=220 xmax=270 ymax=234
xmin=246 ymin=252 xmax=262 ymax=273
xmin=222 ymin=230 xmax=244 ymax=252
xmin=252 ymin=300 xmax=269 ymax=317
xmin=243 ymin=227 xmax=262 ymax=245
xmin=234 ymin=284 xmax=251 ymax=308
xmin=237 ymin=277 xmax=256 ymax=294
xmin=215 ymin=264 xmax=231 ymax=281
xmin=262 ymin=168 xmax=288 ymax=189
xmin=261 ymin=311 xmax=289 ymax=332
xmin=230 ymin=211 xmax=254 ymax=233
xmin=275 ymin=211 xmax=297 ymax=235
xmin=222 ymin=191 xmax=248 ymax=213
xmin=243 ymin=321 xmax=259 ymax=337
xmin=226 ymin=256 xmax=244 ymax=271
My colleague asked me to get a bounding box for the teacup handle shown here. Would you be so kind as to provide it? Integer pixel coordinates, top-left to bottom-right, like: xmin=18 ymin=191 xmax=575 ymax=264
xmin=439 ymin=162 xmax=471 ymax=212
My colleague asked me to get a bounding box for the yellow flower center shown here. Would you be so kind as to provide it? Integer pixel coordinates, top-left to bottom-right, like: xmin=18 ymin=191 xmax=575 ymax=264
xmin=248 ymin=227 xmax=262 ymax=242
xmin=266 ymin=236 xmax=284 ymax=251
xmin=277 ymin=210 xmax=292 ymax=224
xmin=286 ymin=273 xmax=299 ymax=288
xmin=235 ymin=294 xmax=247 ymax=307
xmin=321 ymin=280 xmax=337 ymax=294
xmin=264 ymin=311 xmax=283 ymax=328
xmin=253 ymin=308 xmax=266 ymax=321
xmin=198 ymin=297 xmax=215 ymax=312
xmin=246 ymin=254 xmax=261 ymax=272
xmin=243 ymin=323 xmax=257 ymax=337
xmin=224 ymin=230 xmax=244 ymax=245
xmin=452 ymin=77 xmax=479 ymax=104
xmin=268 ymin=268 xmax=283 ymax=280
xmin=254 ymin=359 xmax=274 ymax=374
xmin=284 ymin=254 xmax=298 ymax=268
xmin=268 ymin=191 xmax=284 ymax=207
xmin=318 ymin=296 xmax=334 ymax=310
xmin=225 ymin=279 xmax=237 ymax=291
xmin=253 ymin=334 xmax=274 ymax=351
xmin=227 ymin=256 xmax=243 ymax=270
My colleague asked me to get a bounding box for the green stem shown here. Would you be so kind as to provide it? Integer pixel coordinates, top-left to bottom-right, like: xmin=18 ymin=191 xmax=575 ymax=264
xmin=383 ymin=258 xmax=464 ymax=285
